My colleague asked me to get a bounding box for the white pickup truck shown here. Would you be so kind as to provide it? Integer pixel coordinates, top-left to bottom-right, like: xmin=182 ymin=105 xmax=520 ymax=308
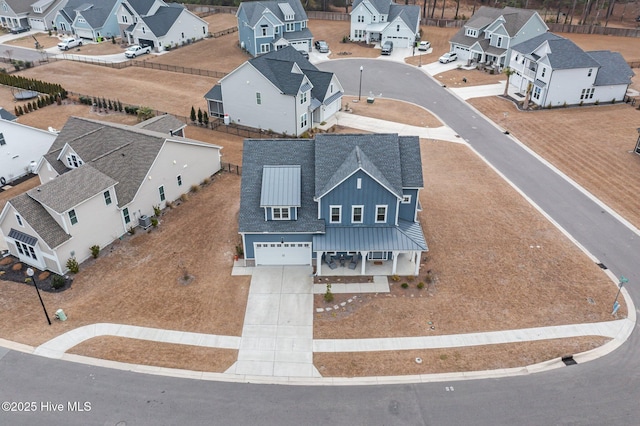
xmin=57 ymin=37 xmax=82 ymax=51
xmin=125 ymin=45 xmax=152 ymax=58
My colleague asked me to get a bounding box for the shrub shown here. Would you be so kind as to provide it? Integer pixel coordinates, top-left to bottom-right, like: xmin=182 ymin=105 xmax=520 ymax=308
xmin=611 ymin=98 xmax=616 ymax=104
xmin=391 ymin=275 xmax=400 ymax=282
xmin=579 ymin=100 xmax=583 ymax=106
xmin=324 ymin=283 xmax=334 ymax=303
xmin=190 ymin=184 xmax=200 ymax=193
xmin=128 ymin=226 xmax=136 ymax=235
xmin=594 ymin=100 xmax=599 ymax=105
xmin=180 ymin=193 xmax=189 ymax=202
xmin=52 ymin=275 xmax=66 ymax=289
xmin=166 ymin=200 xmax=174 ymax=209
xmin=150 ymin=217 xmax=158 ymax=227
xmin=202 ymin=177 xmax=211 ymax=185
xmin=66 ymin=257 xmax=79 ymax=273
xmin=90 ymin=245 xmax=100 ymax=259
xmin=401 ymin=283 xmax=409 ymax=289
xmin=153 ymin=205 xmax=161 ymax=217
xmin=417 ymin=282 xmax=424 ymax=289
xmin=235 ymin=244 xmax=244 ymax=257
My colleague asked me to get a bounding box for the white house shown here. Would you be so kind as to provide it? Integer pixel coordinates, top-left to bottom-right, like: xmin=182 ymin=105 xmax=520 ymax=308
xmin=204 ymin=46 xmax=343 ymax=137
xmin=509 ymin=32 xmax=635 ymax=107
xmin=117 ymin=0 xmax=208 ymax=51
xmin=449 ymin=6 xmax=548 ymax=68
xmin=0 ymin=116 xmax=222 ymax=275
xmin=0 ymin=119 xmax=56 ymax=187
xmin=350 ymin=0 xmax=420 ymax=49
xmin=0 ymin=0 xmax=66 ymax=31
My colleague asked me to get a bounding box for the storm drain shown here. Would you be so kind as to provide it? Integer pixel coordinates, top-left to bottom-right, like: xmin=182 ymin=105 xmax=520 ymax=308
xmin=562 ymin=355 xmax=577 ymax=366
xmin=596 ymin=263 xmax=608 ymax=270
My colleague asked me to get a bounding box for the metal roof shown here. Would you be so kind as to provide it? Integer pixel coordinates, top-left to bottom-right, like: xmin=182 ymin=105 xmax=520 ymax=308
xmin=8 ymin=228 xmax=38 ymax=246
xmin=260 ymin=165 xmax=301 ymax=207
xmin=278 ymin=2 xmax=295 ymax=19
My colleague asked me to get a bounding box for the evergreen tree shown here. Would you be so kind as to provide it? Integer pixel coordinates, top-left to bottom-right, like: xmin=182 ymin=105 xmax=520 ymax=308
xmin=203 ymin=111 xmax=209 ymax=127
xmin=197 ymin=108 xmax=203 ymax=125
xmin=190 ymin=106 xmax=196 ymax=122
xmin=17 ymin=106 xmax=23 ymax=115
xmin=108 ymin=99 xmax=113 ymax=110
xmin=26 ymin=103 xmax=32 ymax=112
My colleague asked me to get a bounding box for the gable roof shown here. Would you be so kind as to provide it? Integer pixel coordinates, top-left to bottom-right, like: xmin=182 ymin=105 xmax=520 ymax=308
xmin=238 ymin=0 xmax=308 ymax=27
xmin=8 ymin=193 xmax=71 ymax=249
xmin=352 ymin=0 xmax=392 ymax=15
xmin=0 ymin=107 xmax=17 ymax=121
xmin=141 ymin=4 xmax=184 ymax=37
xmin=588 ymin=50 xmax=635 ymax=86
xmin=512 ymin=32 xmax=600 ymax=70
xmin=125 ymin=0 xmax=156 ymax=16
xmin=75 ymin=0 xmax=119 ymax=28
xmin=134 ymin=114 xmax=186 ymax=134
xmin=388 ymin=4 xmax=420 ymax=30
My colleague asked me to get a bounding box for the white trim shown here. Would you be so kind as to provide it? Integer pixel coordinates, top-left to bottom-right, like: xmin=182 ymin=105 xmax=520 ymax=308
xmin=351 ymin=205 xmax=364 ymax=224
xmin=401 ymin=194 xmax=411 ymax=204
xmin=329 ymin=205 xmax=342 ymax=224
xmin=375 ymin=204 xmax=387 ymax=223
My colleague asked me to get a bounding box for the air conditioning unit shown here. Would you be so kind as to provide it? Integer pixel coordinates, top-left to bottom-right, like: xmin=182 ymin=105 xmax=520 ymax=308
xmin=139 ymin=215 xmax=151 ymax=229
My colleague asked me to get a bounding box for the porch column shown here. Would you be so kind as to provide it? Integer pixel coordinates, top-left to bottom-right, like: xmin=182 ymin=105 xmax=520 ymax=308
xmin=316 ymin=251 xmax=323 ymax=276
xmin=360 ymin=251 xmax=368 ymax=275
xmin=391 ymin=251 xmax=398 ymax=275
xmin=414 ymin=251 xmax=420 ymax=276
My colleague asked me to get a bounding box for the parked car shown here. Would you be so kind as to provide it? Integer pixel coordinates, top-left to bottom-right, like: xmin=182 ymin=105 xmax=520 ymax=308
xmin=58 ymin=37 xmax=82 ymax=51
xmin=298 ymin=49 xmax=309 ymax=59
xmin=10 ymin=26 xmax=29 ymax=34
xmin=314 ymin=40 xmax=329 ymax=53
xmin=381 ymin=40 xmax=393 ymax=55
xmin=439 ymin=52 xmax=457 ymax=63
xmin=125 ymin=45 xmax=152 ymax=58
xmin=418 ymin=41 xmax=431 ymax=51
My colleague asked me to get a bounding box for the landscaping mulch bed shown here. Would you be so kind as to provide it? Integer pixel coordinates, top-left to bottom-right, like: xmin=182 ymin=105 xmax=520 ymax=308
xmin=0 ymin=256 xmax=71 ymax=292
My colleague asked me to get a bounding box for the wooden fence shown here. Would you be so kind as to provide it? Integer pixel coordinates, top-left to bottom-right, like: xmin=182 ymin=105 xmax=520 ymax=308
xmin=221 ymin=162 xmax=241 ymax=175
xmin=548 ymin=23 xmax=640 ymax=38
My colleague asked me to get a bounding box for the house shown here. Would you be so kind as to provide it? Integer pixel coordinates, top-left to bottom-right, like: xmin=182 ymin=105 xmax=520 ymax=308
xmin=204 ymin=46 xmax=343 ymax=137
xmin=0 ymin=119 xmax=56 ymax=186
xmin=134 ymin=113 xmax=186 ymax=137
xmin=54 ymin=0 xmax=121 ymax=40
xmin=449 ymin=6 xmax=547 ymax=68
xmin=350 ymin=0 xmax=420 ymax=49
xmin=0 ymin=0 xmax=66 ymax=31
xmin=236 ymin=0 xmax=312 ymax=57
xmin=0 ymin=116 xmax=221 ymax=275
xmin=0 ymin=107 xmax=17 ymax=122
xmin=117 ymin=0 xmax=209 ymax=51
xmin=239 ymin=133 xmax=427 ymax=276
xmin=508 ymin=32 xmax=635 ymax=107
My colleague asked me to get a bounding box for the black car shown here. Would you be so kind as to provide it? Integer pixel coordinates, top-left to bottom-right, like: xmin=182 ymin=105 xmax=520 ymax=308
xmin=314 ymin=40 xmax=329 ymax=53
xmin=10 ymin=26 xmax=29 ymax=34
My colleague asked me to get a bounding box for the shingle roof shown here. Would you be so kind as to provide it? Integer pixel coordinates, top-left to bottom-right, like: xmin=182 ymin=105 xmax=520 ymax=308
xmin=588 ymin=50 xmax=635 ymax=86
xmin=28 ymin=163 xmax=116 ymax=213
xmin=126 ymin=0 xmax=155 ymax=16
xmin=512 ymin=32 xmax=600 ymax=70
xmin=388 ymin=4 xmax=420 ymax=31
xmin=352 ymin=0 xmax=391 ymax=15
xmin=450 ymin=6 xmax=540 ymax=47
xmin=204 ymin=84 xmax=222 ymax=101
xmin=75 ymin=0 xmax=118 ymax=28
xmin=135 ymin=114 xmax=186 ymax=134
xmin=141 ymin=5 xmax=184 ymax=37
xmin=8 ymin=193 xmax=71 ymax=249
xmin=239 ymin=0 xmax=308 ymax=27
xmin=5 ymin=0 xmax=37 ymax=15
xmin=0 ymin=107 xmax=17 ymax=121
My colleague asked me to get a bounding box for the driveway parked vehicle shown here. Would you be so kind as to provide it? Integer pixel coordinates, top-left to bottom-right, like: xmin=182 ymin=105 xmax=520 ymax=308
xmin=315 ymin=40 xmax=329 ymax=53
xmin=439 ymin=52 xmax=457 ymax=63
xmin=418 ymin=41 xmax=431 ymax=51
xmin=381 ymin=41 xmax=393 ymax=55
xmin=125 ymin=45 xmax=152 ymax=58
xmin=58 ymin=37 xmax=82 ymax=51
xmin=10 ymin=26 xmax=29 ymax=34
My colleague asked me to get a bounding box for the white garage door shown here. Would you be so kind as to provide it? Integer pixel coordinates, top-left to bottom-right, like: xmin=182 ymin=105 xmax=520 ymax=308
xmin=75 ymin=28 xmax=93 ymax=40
xmin=254 ymin=242 xmax=311 ymax=266
xmin=290 ymin=40 xmax=309 ymax=52
xmin=453 ymin=45 xmax=470 ymax=61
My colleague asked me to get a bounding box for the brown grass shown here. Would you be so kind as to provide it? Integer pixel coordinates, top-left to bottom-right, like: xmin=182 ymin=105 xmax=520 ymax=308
xmin=342 ymin=95 xmax=442 ymax=127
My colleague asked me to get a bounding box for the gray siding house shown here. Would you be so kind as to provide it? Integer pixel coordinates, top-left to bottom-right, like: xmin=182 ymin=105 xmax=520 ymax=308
xmin=205 ymin=46 xmax=343 ymax=137
xmin=239 ymin=133 xmax=427 ymax=276
xmin=350 ymin=0 xmax=420 ymax=49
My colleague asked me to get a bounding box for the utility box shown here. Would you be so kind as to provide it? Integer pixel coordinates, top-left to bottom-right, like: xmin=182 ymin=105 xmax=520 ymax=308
xmin=55 ymin=309 xmax=67 ymax=321
xmin=139 ymin=215 xmax=151 ymax=229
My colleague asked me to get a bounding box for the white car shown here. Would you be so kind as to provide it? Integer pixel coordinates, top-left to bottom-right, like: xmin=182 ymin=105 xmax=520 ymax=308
xmin=57 ymin=37 xmax=82 ymax=51
xmin=418 ymin=41 xmax=431 ymax=51
xmin=125 ymin=45 xmax=152 ymax=58
xmin=439 ymin=52 xmax=457 ymax=63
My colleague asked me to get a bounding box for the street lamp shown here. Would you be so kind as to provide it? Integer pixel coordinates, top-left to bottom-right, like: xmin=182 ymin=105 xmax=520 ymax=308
xmin=27 ymin=268 xmax=51 ymax=325
xmin=358 ymin=66 xmax=363 ymax=101
xmin=612 ymin=275 xmax=628 ymax=315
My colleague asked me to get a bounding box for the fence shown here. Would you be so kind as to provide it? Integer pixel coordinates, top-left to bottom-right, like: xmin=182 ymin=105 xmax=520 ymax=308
xmin=221 ymin=162 xmax=241 ymax=175
xmin=548 ymin=23 xmax=640 ymax=38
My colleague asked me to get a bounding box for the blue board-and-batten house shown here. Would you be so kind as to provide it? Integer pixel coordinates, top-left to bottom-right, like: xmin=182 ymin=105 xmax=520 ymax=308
xmin=239 ymin=133 xmax=427 ymax=276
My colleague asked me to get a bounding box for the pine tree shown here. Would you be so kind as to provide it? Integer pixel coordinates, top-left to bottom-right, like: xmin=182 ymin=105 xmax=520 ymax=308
xmin=117 ymin=100 xmax=123 ymax=112
xmin=203 ymin=111 xmax=209 ymax=127
xmin=17 ymin=106 xmax=23 ymax=115
xmin=101 ymin=97 xmax=107 ymax=109
xmin=26 ymin=103 xmax=32 ymax=112
xmin=190 ymin=106 xmax=196 ymax=122
xmin=197 ymin=108 xmax=203 ymax=125
xmin=14 ymin=106 xmax=19 ymax=116
xmin=108 ymin=99 xmax=113 ymax=110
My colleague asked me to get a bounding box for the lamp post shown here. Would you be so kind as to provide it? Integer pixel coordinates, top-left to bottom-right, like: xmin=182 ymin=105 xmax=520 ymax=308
xmin=612 ymin=275 xmax=628 ymax=315
xmin=358 ymin=66 xmax=363 ymax=101
xmin=27 ymin=268 xmax=51 ymax=325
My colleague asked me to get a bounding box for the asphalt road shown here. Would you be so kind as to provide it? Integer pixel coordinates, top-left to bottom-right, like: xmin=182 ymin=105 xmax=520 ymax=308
xmin=0 ymin=45 xmax=49 ymax=63
xmin=1 ymin=59 xmax=639 ymax=425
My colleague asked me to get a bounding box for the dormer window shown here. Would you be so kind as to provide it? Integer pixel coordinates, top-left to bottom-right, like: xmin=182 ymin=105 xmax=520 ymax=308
xmin=278 ymin=3 xmax=295 ymax=21
xmin=299 ymin=91 xmax=307 ymax=104
xmin=66 ymin=154 xmax=83 ymax=168
xmin=273 ymin=207 xmax=289 ymax=220
xmin=466 ymin=28 xmax=478 ymax=37
xmin=261 ymin=165 xmax=300 ymax=222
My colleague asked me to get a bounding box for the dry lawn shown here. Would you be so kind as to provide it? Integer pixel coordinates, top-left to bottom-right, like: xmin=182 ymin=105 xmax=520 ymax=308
xmin=314 ymin=336 xmax=610 ymax=377
xmin=68 ymin=337 xmax=237 ymax=373
xmin=0 ymin=172 xmax=249 ymax=347
xmin=342 ymin=95 xmax=442 ymax=127
xmin=435 ymin=67 xmax=505 ymax=88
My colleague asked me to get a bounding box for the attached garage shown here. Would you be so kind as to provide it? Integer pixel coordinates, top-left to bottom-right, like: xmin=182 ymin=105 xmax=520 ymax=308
xmin=138 ymin=38 xmax=155 ymax=49
xmin=75 ymin=28 xmax=94 ymax=40
xmin=289 ymin=40 xmax=309 ymax=52
xmin=254 ymin=242 xmax=311 ymax=266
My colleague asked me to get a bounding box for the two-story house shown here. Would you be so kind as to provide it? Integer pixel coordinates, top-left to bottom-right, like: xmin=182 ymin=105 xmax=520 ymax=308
xmin=449 ymin=6 xmax=547 ymax=69
xmin=117 ymin=0 xmax=208 ymax=51
xmin=239 ymin=133 xmax=427 ymax=276
xmin=0 ymin=116 xmax=221 ymax=275
xmin=204 ymin=46 xmax=343 ymax=137
xmin=236 ymin=0 xmax=312 ymax=57
xmin=350 ymin=0 xmax=420 ymax=49
xmin=508 ymin=32 xmax=634 ymax=107
xmin=0 ymin=0 xmax=66 ymax=31
xmin=54 ymin=0 xmax=121 ymax=40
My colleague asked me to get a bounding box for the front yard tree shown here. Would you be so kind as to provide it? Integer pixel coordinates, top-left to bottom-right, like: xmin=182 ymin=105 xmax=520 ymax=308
xmin=197 ymin=107 xmax=203 ymax=125
xmin=190 ymin=106 xmax=196 ymax=123
xmin=503 ymin=67 xmax=515 ymax=96
xmin=203 ymin=111 xmax=209 ymax=127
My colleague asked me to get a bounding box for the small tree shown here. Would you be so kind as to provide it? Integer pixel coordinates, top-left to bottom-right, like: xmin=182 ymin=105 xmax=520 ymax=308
xmin=108 ymin=99 xmax=113 ymax=110
xmin=197 ymin=108 xmax=203 ymax=125
xmin=202 ymin=111 xmax=209 ymax=127
xmin=17 ymin=105 xmax=23 ymax=115
xmin=117 ymin=100 xmax=123 ymax=112
xmin=137 ymin=106 xmax=154 ymax=122
xmin=90 ymin=245 xmax=100 ymax=259
xmin=101 ymin=97 xmax=107 ymax=109
xmin=502 ymin=67 xmax=515 ymax=97
xmin=190 ymin=106 xmax=196 ymax=123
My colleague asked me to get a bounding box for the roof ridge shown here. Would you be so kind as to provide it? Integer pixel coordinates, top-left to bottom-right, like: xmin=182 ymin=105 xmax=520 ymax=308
xmin=90 ymin=141 xmax=133 ymax=163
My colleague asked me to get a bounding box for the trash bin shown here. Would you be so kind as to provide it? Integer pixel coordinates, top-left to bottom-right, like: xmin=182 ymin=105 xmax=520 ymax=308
xmin=55 ymin=309 xmax=67 ymax=321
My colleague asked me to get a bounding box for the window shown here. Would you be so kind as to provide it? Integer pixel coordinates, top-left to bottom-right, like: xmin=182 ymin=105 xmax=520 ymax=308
xmin=533 ymin=86 xmax=541 ymax=100
xmin=397 ymin=24 xmax=400 ymax=32
xmin=352 ymin=206 xmax=363 ymax=223
xmin=177 ymin=175 xmax=182 ymax=186
xmin=286 ymin=22 xmax=294 ymax=32
xmin=66 ymin=154 xmax=83 ymax=168
xmin=15 ymin=241 xmax=37 ymax=260
xmin=588 ymin=68 xmax=593 ymax=77
xmin=496 ymin=36 xmax=503 ymax=48
xmin=300 ymin=91 xmax=307 ymax=104
xmin=142 ymin=27 xmax=146 ymax=34
xmin=0 ymin=133 xmax=5 ymax=146
xmin=15 ymin=214 xmax=23 ymax=226
xmin=273 ymin=207 xmax=289 ymax=220
xmin=402 ymin=195 xmax=411 ymax=204
xmin=356 ymin=178 xmax=362 ymax=189
xmin=301 ymin=21 xmax=306 ymax=29
xmin=541 ymin=67 xmax=546 ymax=78
xmin=300 ymin=112 xmax=307 ymax=128
xmin=203 ymin=26 xmax=206 ymax=34
xmin=357 ymin=15 xmax=364 ymax=22
xmin=181 ymin=32 xmax=185 ymax=39
xmin=260 ymin=43 xmax=270 ymax=53
xmin=261 ymin=25 xmax=268 ymax=36
xmin=104 ymin=190 xmax=111 ymax=205
xmin=78 ymin=17 xmax=85 ymax=23
xmin=375 ymin=205 xmax=387 ymax=223
xmin=256 ymin=92 xmax=261 ymax=105
xmin=69 ymin=209 xmax=78 ymax=225
xmin=372 ymin=16 xmax=376 ymax=22
xmin=330 ymin=206 xmax=341 ymax=223
xmin=465 ymin=28 xmax=478 ymax=37
xmin=159 ymin=186 xmax=165 ymax=202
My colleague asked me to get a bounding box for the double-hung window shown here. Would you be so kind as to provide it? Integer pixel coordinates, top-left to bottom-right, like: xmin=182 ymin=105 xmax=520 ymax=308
xmin=352 ymin=206 xmax=363 ymax=224
xmin=330 ymin=206 xmax=341 ymax=223
xmin=375 ymin=205 xmax=387 ymax=223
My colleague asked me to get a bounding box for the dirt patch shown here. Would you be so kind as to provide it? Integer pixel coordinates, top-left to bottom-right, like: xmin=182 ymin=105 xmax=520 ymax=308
xmin=342 ymin=95 xmax=442 ymax=127
xmin=314 ymin=336 xmax=611 ymax=377
xmin=0 ymin=172 xmax=249 ymax=347
xmin=436 ymin=67 xmax=505 ymax=88
xmin=68 ymin=336 xmax=237 ymax=373
xmin=314 ymin=139 xmax=625 ymax=340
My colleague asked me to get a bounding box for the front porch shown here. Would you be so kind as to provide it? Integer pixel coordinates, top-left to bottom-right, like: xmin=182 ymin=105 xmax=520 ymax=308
xmin=315 ymin=251 xmax=421 ymax=277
